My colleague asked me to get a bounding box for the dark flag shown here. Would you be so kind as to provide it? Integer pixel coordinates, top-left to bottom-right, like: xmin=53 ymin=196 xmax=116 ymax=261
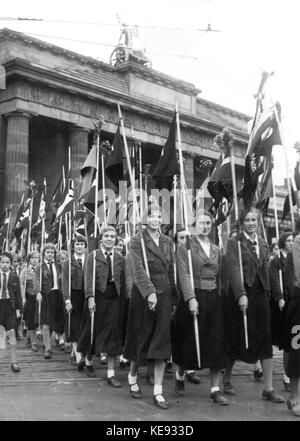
xmin=256 ymin=161 xmax=273 ymax=214
xmin=152 ymin=115 xmax=179 ymax=191
xmin=105 ymin=124 xmax=126 ymax=188
xmin=240 ymin=73 xmax=281 ymax=208
xmin=56 ymin=179 xmax=74 ymax=220
xmin=207 ymin=129 xmax=234 ymax=223
xmin=281 ymin=160 xmax=300 ymax=222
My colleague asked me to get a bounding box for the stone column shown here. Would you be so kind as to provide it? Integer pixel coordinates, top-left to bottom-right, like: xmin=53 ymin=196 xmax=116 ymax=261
xmin=0 ymin=115 xmax=7 ymax=213
xmin=68 ymin=126 xmax=89 ymax=197
xmin=4 ymin=112 xmax=31 ymax=210
xmin=183 ymin=153 xmax=194 ymax=192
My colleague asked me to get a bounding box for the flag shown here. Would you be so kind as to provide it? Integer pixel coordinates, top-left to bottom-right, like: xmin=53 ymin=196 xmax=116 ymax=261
xmin=281 ymin=160 xmax=300 ymax=222
xmin=80 ymin=145 xmax=97 ymax=199
xmin=151 ymin=115 xmax=179 ymax=191
xmin=56 ymin=179 xmax=74 ymax=219
xmin=0 ymin=207 xmax=11 ymax=249
xmin=240 ymin=73 xmax=281 ymax=208
xmin=105 ymin=124 xmax=125 ymax=188
xmin=32 ymin=179 xmax=47 ymax=230
xmin=256 ymin=161 xmax=273 ymax=214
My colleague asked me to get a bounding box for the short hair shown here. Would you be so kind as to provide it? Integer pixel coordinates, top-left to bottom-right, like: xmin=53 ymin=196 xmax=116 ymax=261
xmin=278 ymin=231 xmax=293 ymax=250
xmin=26 ymin=251 xmax=40 ymax=264
xmin=101 ymin=226 xmax=117 ymax=237
xmin=239 ymin=207 xmax=259 ymax=224
xmin=0 ymin=252 xmax=12 ymax=263
xmin=72 ymin=234 xmax=87 ymax=249
xmin=270 ymin=242 xmax=279 ymax=252
xmin=11 ymin=253 xmax=22 ymax=263
xmin=193 ymin=210 xmax=213 ymax=227
xmin=41 ymin=243 xmax=56 ymax=258
xmin=174 ymin=227 xmax=187 ymax=244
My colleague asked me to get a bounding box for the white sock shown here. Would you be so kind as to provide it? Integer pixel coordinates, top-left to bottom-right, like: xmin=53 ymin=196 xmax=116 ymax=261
xmin=59 ymin=336 xmax=64 ymax=345
xmin=186 ymin=370 xmax=194 ymax=375
xmin=128 ymin=374 xmax=139 ymax=391
xmin=85 ymin=357 xmax=92 ymax=366
xmin=107 ymin=369 xmax=115 ymax=378
xmin=75 ymin=351 xmax=82 ymax=364
xmin=176 ymin=370 xmax=185 ymax=381
xmin=211 ymin=386 xmax=220 ymax=394
xmin=154 ymin=385 xmax=162 ymax=395
xmin=283 ymin=374 xmax=290 ymax=383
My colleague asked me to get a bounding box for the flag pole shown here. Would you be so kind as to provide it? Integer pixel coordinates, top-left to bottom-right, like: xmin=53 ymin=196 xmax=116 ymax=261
xmin=271 ymin=159 xmax=284 ymax=297
xmin=5 ymin=206 xmax=12 ymax=252
xmin=139 ymin=142 xmax=143 ymax=220
xmin=175 ymin=103 xmax=201 ymax=368
xmin=173 ymin=174 xmax=177 ymax=286
xmin=230 ymin=143 xmax=248 ymax=349
xmin=271 ymin=101 xmax=295 ymax=231
xmin=118 ymin=104 xmax=150 ymax=278
xmin=131 ymin=127 xmax=136 ymax=235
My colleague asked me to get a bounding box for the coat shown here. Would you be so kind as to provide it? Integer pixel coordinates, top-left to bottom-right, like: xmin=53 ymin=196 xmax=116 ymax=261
xmin=225 ymin=233 xmax=270 ymax=300
xmin=84 ymin=249 xmax=125 ymax=298
xmin=176 ymin=236 xmax=220 ymax=302
xmin=129 ymin=230 xmax=177 ymax=304
xmin=269 ymin=252 xmax=288 ymax=302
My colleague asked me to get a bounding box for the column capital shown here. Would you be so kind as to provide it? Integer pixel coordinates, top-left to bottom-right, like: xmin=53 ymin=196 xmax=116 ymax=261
xmin=68 ymin=124 xmax=91 ymax=134
xmin=4 ymin=111 xmax=33 ymax=120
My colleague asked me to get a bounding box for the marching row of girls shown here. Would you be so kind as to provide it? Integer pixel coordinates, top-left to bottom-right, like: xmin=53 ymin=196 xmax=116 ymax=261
xmin=1 ymin=205 xmax=300 ymax=417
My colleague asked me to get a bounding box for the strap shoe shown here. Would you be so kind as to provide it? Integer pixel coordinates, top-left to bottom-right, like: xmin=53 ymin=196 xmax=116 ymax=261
xmin=210 ymin=391 xmax=229 ymax=405
xmin=262 ymin=389 xmax=285 ymax=403
xmin=153 ymin=394 xmax=169 ymax=410
xmin=107 ymin=376 xmax=122 ymax=388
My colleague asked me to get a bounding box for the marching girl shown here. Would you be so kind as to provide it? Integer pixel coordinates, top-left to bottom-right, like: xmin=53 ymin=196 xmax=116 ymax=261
xmin=124 ymin=205 xmax=177 ymax=410
xmin=19 ymin=251 xmax=40 ymax=352
xmin=0 ymin=252 xmax=22 ymax=372
xmin=35 ymin=243 xmax=63 ymax=359
xmin=173 ymin=211 xmax=228 ymax=405
xmin=62 ymin=235 xmax=88 ymax=371
xmin=224 ymin=207 xmax=284 ymax=403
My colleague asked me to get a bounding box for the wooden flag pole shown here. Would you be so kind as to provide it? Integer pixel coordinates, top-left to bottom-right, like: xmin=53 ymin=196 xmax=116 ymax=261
xmin=139 ymin=142 xmax=143 ymax=220
xmin=271 ymin=101 xmax=295 ymax=231
xmin=131 ymin=127 xmax=136 ymax=235
xmin=173 ymin=174 xmax=177 ymax=286
xmin=230 ymin=146 xmax=248 ymax=349
xmin=5 ymin=206 xmax=12 ymax=252
xmin=118 ymin=104 xmax=150 ymax=278
xmin=176 ymin=103 xmax=201 ymax=368
xmin=271 ymin=161 xmax=284 ymax=298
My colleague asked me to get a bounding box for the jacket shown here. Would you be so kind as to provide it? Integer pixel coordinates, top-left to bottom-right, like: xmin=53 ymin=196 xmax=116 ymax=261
xmin=61 ymin=254 xmax=87 ymax=301
xmin=0 ymin=271 xmax=22 ymax=311
xmin=177 ymin=236 xmax=220 ymax=302
xmin=226 ymin=233 xmax=270 ymax=300
xmin=129 ymin=230 xmax=177 ymax=304
xmin=34 ymin=261 xmax=62 ymax=295
xmin=84 ymin=249 xmax=125 ymax=298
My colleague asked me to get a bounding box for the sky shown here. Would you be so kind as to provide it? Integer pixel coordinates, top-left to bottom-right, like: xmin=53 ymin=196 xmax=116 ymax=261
xmin=1 ymin=0 xmax=300 ymax=185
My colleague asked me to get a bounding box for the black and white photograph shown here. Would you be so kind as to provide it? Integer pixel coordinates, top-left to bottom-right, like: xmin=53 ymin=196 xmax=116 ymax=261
xmin=0 ymin=0 xmax=300 ymax=424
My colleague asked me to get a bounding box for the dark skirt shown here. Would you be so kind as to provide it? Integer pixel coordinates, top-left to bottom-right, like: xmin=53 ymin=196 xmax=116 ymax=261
xmin=270 ymin=295 xmax=289 ymax=350
xmin=77 ymin=283 xmax=123 ymax=356
xmin=172 ymin=289 xmax=226 ymax=371
xmin=224 ymin=279 xmax=273 ymax=364
xmin=24 ymin=293 xmax=38 ymax=331
xmin=65 ymin=289 xmax=85 ymax=342
xmin=285 ymin=290 xmax=300 ymax=378
xmin=35 ymin=289 xmax=65 ymax=333
xmin=0 ymin=299 xmax=15 ymax=331
xmin=124 ymin=285 xmax=172 ymax=367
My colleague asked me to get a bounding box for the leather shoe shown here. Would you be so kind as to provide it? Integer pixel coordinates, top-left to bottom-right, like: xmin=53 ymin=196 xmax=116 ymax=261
xmin=283 ymin=379 xmax=291 ymax=393
xmin=187 ymin=372 xmax=201 ymax=384
xmin=107 ymin=376 xmax=122 ymax=388
xmin=175 ymin=378 xmax=185 ymax=396
xmin=129 ymin=384 xmax=142 ymax=399
xmin=44 ymin=350 xmax=51 ymax=359
xmin=262 ymin=389 xmax=285 ymax=403
xmin=86 ymin=365 xmax=96 ymax=377
xmin=223 ymin=381 xmax=236 ymax=396
xmin=292 ymin=404 xmax=300 ymax=417
xmin=77 ymin=359 xmax=86 ymax=372
xmin=11 ymin=363 xmax=20 ymax=373
xmin=153 ymin=394 xmax=169 ymax=410
xmin=31 ymin=343 xmax=39 ymax=352
xmin=210 ymin=391 xmax=229 ymax=405
xmin=253 ymin=368 xmax=263 ymax=380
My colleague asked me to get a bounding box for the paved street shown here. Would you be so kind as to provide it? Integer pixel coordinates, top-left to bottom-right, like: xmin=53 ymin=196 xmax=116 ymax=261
xmin=0 ymin=337 xmax=297 ymax=421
